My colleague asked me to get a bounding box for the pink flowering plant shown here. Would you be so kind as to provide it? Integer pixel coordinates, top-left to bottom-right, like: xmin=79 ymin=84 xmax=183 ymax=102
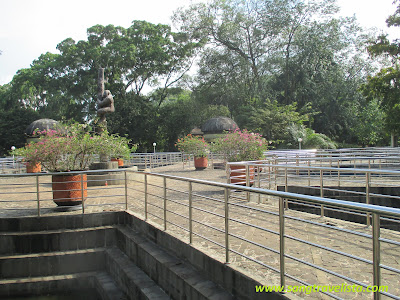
xmin=13 ymin=123 xmax=132 ymax=172
xmin=175 ymin=134 xmax=209 ymax=158
xmin=212 ymin=129 xmax=267 ymax=162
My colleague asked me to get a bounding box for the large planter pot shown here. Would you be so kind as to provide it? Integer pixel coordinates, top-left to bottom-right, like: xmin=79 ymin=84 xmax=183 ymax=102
xmin=26 ymin=162 xmax=41 ymax=173
xmin=229 ymin=165 xmax=255 ymax=186
xmin=194 ymin=157 xmax=208 ymax=170
xmin=51 ymin=174 xmax=87 ymax=206
xmin=111 ymin=158 xmax=124 ymax=167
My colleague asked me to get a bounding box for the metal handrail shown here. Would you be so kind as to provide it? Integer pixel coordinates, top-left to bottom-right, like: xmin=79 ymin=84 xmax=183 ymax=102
xmin=1 ymin=168 xmax=400 ymax=299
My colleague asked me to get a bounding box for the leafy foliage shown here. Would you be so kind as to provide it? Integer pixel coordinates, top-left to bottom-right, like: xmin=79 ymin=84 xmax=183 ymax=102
xmin=13 ymin=123 xmax=132 ymax=171
xmin=285 ymin=124 xmax=337 ymax=149
xmin=361 ymin=1 xmax=400 ymax=138
xmin=1 ymin=1 xmax=398 ymax=152
xmin=175 ymin=134 xmax=209 ymax=157
xmin=212 ymin=129 xmax=267 ymax=162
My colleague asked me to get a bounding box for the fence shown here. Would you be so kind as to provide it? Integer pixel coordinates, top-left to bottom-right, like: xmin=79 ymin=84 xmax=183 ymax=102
xmin=226 ymin=158 xmax=400 ymax=229
xmin=1 ymin=168 xmax=399 ymax=299
xmin=264 ymin=148 xmax=400 ymax=170
xmin=0 ymin=157 xmax=24 ymax=174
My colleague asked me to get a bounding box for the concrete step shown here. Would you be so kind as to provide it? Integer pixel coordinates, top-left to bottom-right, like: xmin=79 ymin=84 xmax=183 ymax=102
xmin=116 ymin=226 xmax=234 ymax=300
xmin=0 ymin=248 xmax=105 ymax=279
xmin=0 ymin=271 xmax=126 ymax=300
xmin=0 ymin=226 xmax=117 ymax=255
xmin=106 ymin=246 xmax=169 ymax=300
xmin=0 ymin=212 xmax=125 ymax=233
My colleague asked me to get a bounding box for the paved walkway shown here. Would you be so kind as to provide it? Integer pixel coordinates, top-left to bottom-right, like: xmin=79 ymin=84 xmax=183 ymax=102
xmin=1 ymin=164 xmax=399 ymax=299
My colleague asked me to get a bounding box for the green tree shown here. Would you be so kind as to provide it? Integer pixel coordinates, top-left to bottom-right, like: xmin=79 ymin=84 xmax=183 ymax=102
xmin=175 ymin=0 xmax=372 ymax=144
xmin=0 ymin=108 xmax=40 ymax=155
xmin=9 ymin=21 xmax=202 ymax=122
xmin=235 ymin=100 xmax=307 ymax=145
xmin=350 ymin=98 xmax=386 ymax=146
xmin=361 ymin=1 xmax=400 ymax=144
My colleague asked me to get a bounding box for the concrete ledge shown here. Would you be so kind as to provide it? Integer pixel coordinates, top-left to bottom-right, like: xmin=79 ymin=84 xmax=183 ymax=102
xmin=0 ymin=212 xmax=125 ymax=233
xmin=0 ymin=272 xmax=98 ymax=298
xmin=0 ymin=226 xmax=117 ymax=255
xmin=0 ymin=248 xmax=106 ymax=279
xmin=0 ymin=271 xmax=124 ymax=300
xmin=123 ymin=211 xmax=287 ymax=300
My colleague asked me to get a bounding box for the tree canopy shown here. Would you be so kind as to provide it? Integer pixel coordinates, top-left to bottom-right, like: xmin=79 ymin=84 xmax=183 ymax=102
xmin=0 ymin=0 xmax=397 ymax=155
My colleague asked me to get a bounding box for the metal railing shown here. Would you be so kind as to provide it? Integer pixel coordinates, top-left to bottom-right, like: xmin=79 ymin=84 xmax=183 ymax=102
xmin=264 ymin=148 xmax=400 ymax=170
xmin=226 ymin=160 xmax=400 ymax=229
xmin=1 ymin=168 xmax=399 ymax=299
xmin=129 ymin=152 xmax=225 ymax=170
xmin=0 ymin=157 xmax=24 ymax=174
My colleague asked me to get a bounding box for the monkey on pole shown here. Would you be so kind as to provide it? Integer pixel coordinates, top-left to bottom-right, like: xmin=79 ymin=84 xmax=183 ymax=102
xmin=96 ymin=68 xmax=115 ymax=131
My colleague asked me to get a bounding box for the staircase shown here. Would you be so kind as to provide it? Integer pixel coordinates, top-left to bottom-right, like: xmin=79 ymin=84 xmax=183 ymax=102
xmin=0 ymin=212 xmax=281 ymax=300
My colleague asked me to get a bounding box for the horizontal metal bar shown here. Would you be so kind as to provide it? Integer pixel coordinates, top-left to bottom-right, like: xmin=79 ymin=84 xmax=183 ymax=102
xmin=191 ymin=218 xmax=225 ymax=234
xmin=229 ymin=232 xmax=280 ymax=255
xmin=229 ymin=217 xmax=279 ymax=236
xmin=285 ymin=253 xmax=371 ymax=288
xmin=140 ymin=170 xmax=400 ymax=218
xmin=228 ymin=247 xmax=280 ymax=274
xmin=284 ymin=234 xmax=373 ymax=265
xmin=283 ymin=215 xmax=373 ymax=239
xmin=380 ymin=263 xmax=400 ymax=275
xmin=191 ymin=231 xmax=225 ymax=249
xmin=380 ymin=237 xmax=400 ymax=246
xmin=165 ymin=208 xmax=189 ymax=221
xmin=165 ymin=220 xmax=189 ymax=233
xmin=191 ymin=205 xmax=225 ymax=219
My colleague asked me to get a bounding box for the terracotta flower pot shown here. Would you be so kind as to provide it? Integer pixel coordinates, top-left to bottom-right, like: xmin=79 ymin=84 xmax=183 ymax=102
xmin=26 ymin=162 xmax=41 ymax=173
xmin=51 ymin=174 xmax=87 ymax=206
xmin=111 ymin=158 xmax=124 ymax=167
xmin=194 ymin=157 xmax=208 ymax=170
xmin=229 ymin=165 xmax=255 ymax=186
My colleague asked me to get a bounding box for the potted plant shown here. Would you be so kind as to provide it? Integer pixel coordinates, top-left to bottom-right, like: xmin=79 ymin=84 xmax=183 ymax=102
xmin=14 ymin=123 xmax=132 ymax=206
xmin=109 ymin=135 xmax=137 ymax=167
xmin=212 ymin=129 xmax=267 ymax=185
xmin=176 ymin=134 xmax=209 ymax=170
xmin=13 ymin=146 xmax=42 ymax=173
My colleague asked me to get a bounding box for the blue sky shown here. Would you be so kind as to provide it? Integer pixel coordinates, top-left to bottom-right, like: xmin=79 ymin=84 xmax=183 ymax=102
xmin=0 ymin=0 xmax=398 ymax=85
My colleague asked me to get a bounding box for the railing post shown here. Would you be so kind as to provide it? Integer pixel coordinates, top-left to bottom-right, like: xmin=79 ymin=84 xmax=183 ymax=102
xmin=337 ymin=160 xmax=341 ymax=187
xmin=224 ymin=187 xmax=230 ymax=264
xmin=279 ymin=197 xmax=285 ymax=288
xmin=284 ymin=167 xmax=288 ymax=210
xmin=144 ymin=174 xmax=148 ymax=221
xmin=124 ymin=171 xmax=128 ymax=210
xmin=268 ymin=164 xmax=271 ymax=190
xmin=81 ymin=174 xmax=85 ymax=214
xmin=366 ymin=172 xmax=371 ymax=226
xmin=36 ymin=175 xmax=40 ymax=217
xmin=257 ymin=166 xmax=261 ymax=204
xmin=246 ymin=164 xmax=250 ymax=202
xmin=320 ymin=170 xmax=324 ymax=217
xmin=189 ymin=182 xmax=193 ymax=244
xmin=163 ymin=177 xmax=167 ymax=231
xmin=372 ymin=213 xmax=381 ymax=300
xmin=308 ymin=160 xmax=311 ymax=187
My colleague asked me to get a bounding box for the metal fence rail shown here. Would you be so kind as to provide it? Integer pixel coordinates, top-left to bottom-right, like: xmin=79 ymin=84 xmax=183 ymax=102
xmin=1 ymin=169 xmax=399 ymax=299
xmin=224 ymin=163 xmax=400 ymax=239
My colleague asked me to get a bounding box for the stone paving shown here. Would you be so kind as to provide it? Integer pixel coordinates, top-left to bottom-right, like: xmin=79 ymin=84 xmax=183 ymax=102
xmin=1 ymin=164 xmax=399 ymax=300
